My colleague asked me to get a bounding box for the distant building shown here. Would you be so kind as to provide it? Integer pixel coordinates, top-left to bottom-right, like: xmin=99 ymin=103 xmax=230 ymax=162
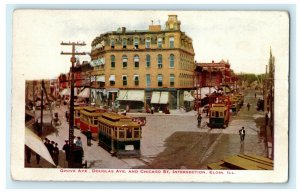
xmin=196 ymin=60 xmax=232 ymax=87
xmin=90 ymin=15 xmax=195 ymax=111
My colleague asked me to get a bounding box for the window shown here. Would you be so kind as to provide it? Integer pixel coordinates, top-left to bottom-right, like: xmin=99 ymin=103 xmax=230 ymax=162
xmin=216 ymin=111 xmax=219 ymax=118
xmin=111 ymin=39 xmax=115 ymax=48
xmin=170 ymin=74 xmax=175 ymax=87
xmin=119 ymin=128 xmax=125 ymax=138
xmin=157 ymin=54 xmax=162 ymax=68
xmin=169 ymin=54 xmax=175 ymax=68
xmin=122 ymin=55 xmax=128 ymax=68
xmin=134 ymin=75 xmax=139 ymax=86
xmin=111 ymin=55 xmax=115 ymax=68
xmin=122 ymin=75 xmax=127 ymax=86
xmin=146 ymin=37 xmax=151 ymax=48
xmin=134 ymin=55 xmax=139 ymax=68
xmin=169 ymin=37 xmax=174 ymax=48
xmin=134 ymin=37 xmax=139 ymax=49
xmin=109 ymin=75 xmax=115 ymax=86
xmin=146 ymin=54 xmax=151 ymax=68
xmin=146 ymin=74 xmax=151 ymax=87
xmin=158 ymin=74 xmax=163 ymax=87
xmin=157 ymin=38 xmax=162 ymax=48
xmin=126 ymin=128 xmax=132 ymax=139
xmin=122 ymin=38 xmax=127 ymax=48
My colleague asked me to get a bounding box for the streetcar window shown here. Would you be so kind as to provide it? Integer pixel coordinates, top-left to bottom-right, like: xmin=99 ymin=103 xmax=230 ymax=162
xmin=219 ymin=112 xmax=223 ymax=117
xmin=216 ymin=111 xmax=219 ymax=118
xmin=211 ymin=111 xmax=215 ymax=117
xmin=115 ymin=129 xmax=118 ymax=138
xmin=94 ymin=119 xmax=98 ymax=125
xmin=77 ymin=111 xmax=80 ymax=117
xmin=134 ymin=128 xmax=139 ymax=138
xmin=126 ymin=128 xmax=132 ymax=139
xmin=119 ymin=128 xmax=125 ymax=138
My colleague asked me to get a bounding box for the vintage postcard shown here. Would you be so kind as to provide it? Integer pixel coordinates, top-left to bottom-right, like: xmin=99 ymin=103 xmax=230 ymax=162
xmin=11 ymin=10 xmax=289 ymax=182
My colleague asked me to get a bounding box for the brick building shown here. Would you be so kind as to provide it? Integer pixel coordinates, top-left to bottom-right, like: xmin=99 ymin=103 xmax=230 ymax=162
xmin=90 ymin=15 xmax=195 ymax=111
xmin=196 ymin=60 xmax=232 ymax=87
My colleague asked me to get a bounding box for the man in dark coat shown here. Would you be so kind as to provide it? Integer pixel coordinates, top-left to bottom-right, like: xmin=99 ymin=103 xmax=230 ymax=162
xmin=53 ymin=143 xmax=59 ymax=166
xmin=62 ymin=140 xmax=70 ymax=161
xmin=86 ymin=129 xmax=92 ymax=146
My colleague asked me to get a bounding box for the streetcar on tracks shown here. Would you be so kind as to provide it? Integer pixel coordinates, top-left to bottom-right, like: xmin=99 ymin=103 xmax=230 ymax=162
xmin=74 ymin=106 xmax=85 ymax=129
xmin=79 ymin=106 xmax=106 ymax=138
xmin=98 ymin=112 xmax=142 ymax=157
xmin=208 ymin=103 xmax=230 ymax=128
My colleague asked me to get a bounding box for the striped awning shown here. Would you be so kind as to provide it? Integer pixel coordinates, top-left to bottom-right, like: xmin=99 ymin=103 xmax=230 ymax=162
xmin=25 ymin=127 xmax=56 ymax=166
xmin=117 ymin=90 xmax=144 ymax=102
xmin=150 ymin=91 xmax=169 ymax=104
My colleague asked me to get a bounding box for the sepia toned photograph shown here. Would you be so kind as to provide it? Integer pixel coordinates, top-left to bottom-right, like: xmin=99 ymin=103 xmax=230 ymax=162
xmin=11 ymin=10 xmax=289 ymax=182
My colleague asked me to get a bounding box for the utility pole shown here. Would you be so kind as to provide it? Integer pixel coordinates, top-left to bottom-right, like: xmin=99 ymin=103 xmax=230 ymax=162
xmin=40 ymin=80 xmax=44 ymax=137
xmin=61 ymin=41 xmax=86 ymax=168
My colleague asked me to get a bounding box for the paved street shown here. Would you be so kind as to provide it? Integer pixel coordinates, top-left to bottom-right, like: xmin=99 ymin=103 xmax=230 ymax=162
xmin=27 ymin=89 xmax=267 ymax=169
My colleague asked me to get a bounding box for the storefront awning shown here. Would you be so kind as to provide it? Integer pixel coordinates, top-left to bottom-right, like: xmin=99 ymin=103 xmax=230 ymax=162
xmin=25 ymin=127 xmax=56 ymax=166
xmin=159 ymin=92 xmax=169 ymax=104
xmin=150 ymin=91 xmax=160 ymax=104
xmin=109 ymin=75 xmax=115 ymax=81
xmin=60 ymin=88 xmax=70 ymax=96
xmin=184 ymin=91 xmax=195 ymax=102
xmin=60 ymin=88 xmax=78 ymax=96
xmin=77 ymin=88 xmax=90 ymax=98
xmin=117 ymin=90 xmax=144 ymax=102
xmin=150 ymin=91 xmax=169 ymax=104
xmin=97 ymin=75 xmax=105 ymax=82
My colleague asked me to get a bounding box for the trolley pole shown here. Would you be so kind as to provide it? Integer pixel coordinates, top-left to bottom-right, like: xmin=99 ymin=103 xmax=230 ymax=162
xmin=61 ymin=41 xmax=86 ymax=168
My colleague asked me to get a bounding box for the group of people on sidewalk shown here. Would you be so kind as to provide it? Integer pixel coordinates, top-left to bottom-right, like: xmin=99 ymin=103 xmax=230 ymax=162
xmin=44 ymin=138 xmax=60 ymax=166
xmin=62 ymin=136 xmax=85 ymax=167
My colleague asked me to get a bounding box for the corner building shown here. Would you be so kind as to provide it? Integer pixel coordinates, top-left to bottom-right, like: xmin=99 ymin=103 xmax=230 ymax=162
xmin=90 ymin=15 xmax=195 ymax=111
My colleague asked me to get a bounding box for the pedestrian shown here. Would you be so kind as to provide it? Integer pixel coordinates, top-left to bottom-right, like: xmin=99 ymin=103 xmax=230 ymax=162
xmin=25 ymin=146 xmax=32 ymax=164
xmin=36 ymin=153 xmax=40 ymax=165
xmin=197 ymin=114 xmax=202 ymax=128
xmin=151 ymin=106 xmax=154 ymax=114
xmin=65 ymin=110 xmax=69 ymax=122
xmin=75 ymin=137 xmax=82 ymax=147
xmin=53 ymin=143 xmax=59 ymax=166
xmin=254 ymin=93 xmax=257 ymax=98
xmin=247 ymin=103 xmax=250 ymax=111
xmin=126 ymin=104 xmax=130 ymax=112
xmin=239 ymin=127 xmax=246 ymax=143
xmin=86 ymin=129 xmax=92 ymax=146
xmin=62 ymin=140 xmax=70 ymax=161
xmin=49 ymin=141 xmax=55 ymax=158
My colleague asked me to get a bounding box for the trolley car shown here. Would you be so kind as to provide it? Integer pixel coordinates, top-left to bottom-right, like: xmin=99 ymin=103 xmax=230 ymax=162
xmin=98 ymin=112 xmax=142 ymax=157
xmin=208 ymin=103 xmax=230 ymax=128
xmin=74 ymin=106 xmax=85 ymax=129
xmin=230 ymin=96 xmax=239 ymax=114
xmin=79 ymin=106 xmax=106 ymax=138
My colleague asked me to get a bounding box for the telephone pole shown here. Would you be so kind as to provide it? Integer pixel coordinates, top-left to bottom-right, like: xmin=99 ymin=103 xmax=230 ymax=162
xmin=61 ymin=41 xmax=86 ymax=168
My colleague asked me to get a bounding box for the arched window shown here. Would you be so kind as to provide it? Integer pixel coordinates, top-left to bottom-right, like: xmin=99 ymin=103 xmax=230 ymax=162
xmin=169 ymin=37 xmax=174 ymax=48
xmin=122 ymin=55 xmax=128 ymax=68
xmin=146 ymin=37 xmax=151 ymax=48
xmin=111 ymin=55 xmax=115 ymax=68
xmin=157 ymin=54 xmax=162 ymax=68
xmin=157 ymin=74 xmax=163 ymax=87
xmin=146 ymin=54 xmax=151 ymax=68
xmin=122 ymin=75 xmax=127 ymax=86
xmin=169 ymin=54 xmax=175 ymax=68
xmin=134 ymin=55 xmax=139 ymax=68
xmin=157 ymin=38 xmax=162 ymax=48
xmin=110 ymin=39 xmax=115 ymax=48
xmin=170 ymin=74 xmax=175 ymax=87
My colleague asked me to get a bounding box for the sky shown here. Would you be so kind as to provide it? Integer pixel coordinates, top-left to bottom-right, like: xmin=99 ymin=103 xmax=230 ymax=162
xmin=13 ymin=10 xmax=289 ymax=79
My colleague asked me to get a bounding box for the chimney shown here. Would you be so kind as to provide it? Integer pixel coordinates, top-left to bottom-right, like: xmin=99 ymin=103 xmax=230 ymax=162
xmin=122 ymin=27 xmax=126 ymax=33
